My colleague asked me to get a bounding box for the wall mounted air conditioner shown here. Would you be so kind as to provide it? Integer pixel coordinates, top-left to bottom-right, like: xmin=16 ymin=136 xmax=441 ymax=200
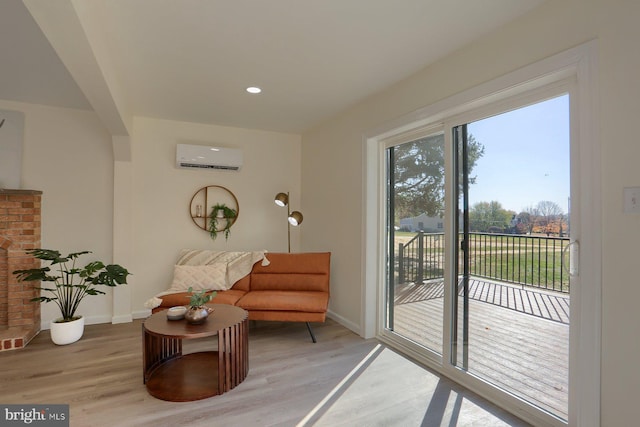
xmin=176 ymin=144 xmax=243 ymax=171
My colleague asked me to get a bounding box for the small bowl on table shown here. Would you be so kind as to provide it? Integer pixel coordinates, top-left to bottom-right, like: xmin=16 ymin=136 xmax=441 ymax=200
xmin=166 ymin=306 xmax=187 ymax=321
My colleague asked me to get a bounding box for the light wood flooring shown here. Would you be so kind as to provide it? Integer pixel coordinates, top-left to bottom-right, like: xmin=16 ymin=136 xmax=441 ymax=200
xmin=0 ymin=318 xmax=531 ymax=426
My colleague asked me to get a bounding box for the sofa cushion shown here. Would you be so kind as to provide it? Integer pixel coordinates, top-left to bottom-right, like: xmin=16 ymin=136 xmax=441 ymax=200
xmin=156 ymin=289 xmax=247 ymax=308
xmin=248 ymin=310 xmax=326 ymax=323
xmin=169 ymin=264 xmax=230 ymax=291
xmin=231 ymin=274 xmax=251 ymax=292
xmin=237 ymin=290 xmax=329 ymax=313
xmin=250 ymin=252 xmax=330 ymax=293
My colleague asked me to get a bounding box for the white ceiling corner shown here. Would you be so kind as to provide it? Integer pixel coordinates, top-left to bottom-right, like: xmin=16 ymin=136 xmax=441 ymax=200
xmin=2 ymin=0 xmax=545 ymax=134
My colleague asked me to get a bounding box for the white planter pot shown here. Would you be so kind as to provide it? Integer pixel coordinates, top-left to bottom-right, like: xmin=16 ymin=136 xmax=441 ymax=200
xmin=50 ymin=316 xmax=85 ymax=345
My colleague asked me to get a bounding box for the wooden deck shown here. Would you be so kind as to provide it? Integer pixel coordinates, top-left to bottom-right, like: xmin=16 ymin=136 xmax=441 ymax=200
xmin=392 ymin=278 xmax=569 ymax=420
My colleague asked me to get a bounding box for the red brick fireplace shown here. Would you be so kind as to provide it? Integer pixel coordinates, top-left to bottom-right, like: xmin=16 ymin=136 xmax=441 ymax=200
xmin=0 ymin=189 xmax=42 ymax=351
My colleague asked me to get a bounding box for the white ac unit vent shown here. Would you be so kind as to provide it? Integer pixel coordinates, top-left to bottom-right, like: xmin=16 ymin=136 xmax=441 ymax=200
xmin=176 ymin=144 xmax=243 ymax=171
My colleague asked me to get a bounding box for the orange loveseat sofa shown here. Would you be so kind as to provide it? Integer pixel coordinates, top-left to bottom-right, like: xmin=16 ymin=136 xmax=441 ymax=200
xmin=152 ymin=252 xmax=331 ymax=342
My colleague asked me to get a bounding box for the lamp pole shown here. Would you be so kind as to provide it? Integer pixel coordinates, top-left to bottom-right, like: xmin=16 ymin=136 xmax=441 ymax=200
xmin=275 ymin=191 xmax=300 ymax=253
xmin=287 ymin=194 xmax=291 ymax=253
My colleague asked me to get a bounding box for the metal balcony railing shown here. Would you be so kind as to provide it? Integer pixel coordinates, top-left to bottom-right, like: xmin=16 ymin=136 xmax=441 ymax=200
xmin=397 ymin=232 xmax=570 ymax=293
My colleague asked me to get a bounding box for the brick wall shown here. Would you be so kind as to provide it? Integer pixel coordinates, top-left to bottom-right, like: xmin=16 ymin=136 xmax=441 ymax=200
xmin=0 ymin=240 xmax=7 ymax=326
xmin=0 ymin=189 xmax=42 ymax=351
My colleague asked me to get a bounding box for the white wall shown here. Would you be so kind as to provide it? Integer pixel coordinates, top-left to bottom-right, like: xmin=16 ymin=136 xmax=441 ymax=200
xmin=301 ymin=0 xmax=640 ymax=425
xmin=0 ymin=101 xmax=302 ymax=328
xmin=129 ymin=117 xmax=301 ymax=314
xmin=0 ymin=109 xmax=24 ymax=189
xmin=0 ymin=99 xmax=115 ymax=326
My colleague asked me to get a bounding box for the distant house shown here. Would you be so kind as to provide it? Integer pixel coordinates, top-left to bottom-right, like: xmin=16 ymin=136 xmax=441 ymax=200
xmin=399 ymin=213 xmax=444 ymax=232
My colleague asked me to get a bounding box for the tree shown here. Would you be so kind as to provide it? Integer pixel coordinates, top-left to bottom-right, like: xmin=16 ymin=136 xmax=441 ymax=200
xmin=535 ymin=200 xmax=565 ymax=236
xmin=536 ymin=200 xmax=563 ymax=219
xmin=392 ymin=133 xmax=484 ymax=220
xmin=515 ymin=210 xmax=534 ymax=234
xmin=469 ymin=201 xmax=512 ymax=232
xmin=517 ymin=201 xmax=566 ymax=236
xmin=517 ymin=206 xmax=540 ymax=234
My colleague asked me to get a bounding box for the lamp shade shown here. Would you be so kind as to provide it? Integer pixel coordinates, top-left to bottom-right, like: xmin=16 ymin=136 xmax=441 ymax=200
xmin=288 ymin=211 xmax=303 ymax=226
xmin=274 ymin=192 xmax=289 ymax=207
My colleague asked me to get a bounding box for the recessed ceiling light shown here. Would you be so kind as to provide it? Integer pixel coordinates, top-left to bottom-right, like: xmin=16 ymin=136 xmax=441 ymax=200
xmin=246 ymin=86 xmax=262 ymax=94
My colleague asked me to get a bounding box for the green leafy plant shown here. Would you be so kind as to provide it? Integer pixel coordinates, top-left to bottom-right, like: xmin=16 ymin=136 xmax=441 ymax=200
xmin=13 ymin=249 xmax=131 ymax=322
xmin=209 ymin=203 xmax=237 ymax=241
xmin=187 ymin=286 xmax=216 ymax=308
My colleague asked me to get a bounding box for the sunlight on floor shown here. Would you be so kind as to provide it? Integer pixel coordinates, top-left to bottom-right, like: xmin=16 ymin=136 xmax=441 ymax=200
xmin=296 ymin=344 xmax=528 ymax=426
xmin=296 ymin=344 xmax=384 ymax=426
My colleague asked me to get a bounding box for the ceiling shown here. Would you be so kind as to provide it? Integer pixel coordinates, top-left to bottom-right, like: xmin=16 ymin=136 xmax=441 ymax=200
xmin=1 ymin=0 xmax=544 ymax=134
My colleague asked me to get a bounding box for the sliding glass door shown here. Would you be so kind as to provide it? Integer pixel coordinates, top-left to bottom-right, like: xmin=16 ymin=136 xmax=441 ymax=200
xmin=385 ymin=131 xmax=445 ymax=357
xmin=384 ymin=94 xmax=572 ymax=422
xmin=454 ymin=96 xmax=571 ymax=418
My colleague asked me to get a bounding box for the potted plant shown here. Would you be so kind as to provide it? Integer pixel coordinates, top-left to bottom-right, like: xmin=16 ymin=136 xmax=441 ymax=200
xmin=208 ymin=203 xmax=237 ymax=241
xmin=184 ymin=287 xmax=216 ymax=324
xmin=13 ymin=249 xmax=131 ymax=345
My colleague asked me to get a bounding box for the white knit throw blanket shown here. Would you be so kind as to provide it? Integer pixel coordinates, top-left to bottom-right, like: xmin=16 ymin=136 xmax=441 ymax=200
xmin=144 ymin=250 xmax=269 ymax=309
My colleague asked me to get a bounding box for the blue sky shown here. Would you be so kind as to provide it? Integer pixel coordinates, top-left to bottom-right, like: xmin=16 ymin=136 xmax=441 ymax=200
xmin=467 ymin=94 xmax=570 ymax=214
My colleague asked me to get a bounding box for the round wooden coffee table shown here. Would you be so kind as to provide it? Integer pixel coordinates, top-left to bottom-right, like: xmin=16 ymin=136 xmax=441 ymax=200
xmin=142 ymin=304 xmax=249 ymax=402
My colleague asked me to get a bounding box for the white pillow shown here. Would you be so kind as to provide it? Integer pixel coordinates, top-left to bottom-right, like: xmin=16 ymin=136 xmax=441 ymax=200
xmin=169 ymin=264 xmax=231 ymax=292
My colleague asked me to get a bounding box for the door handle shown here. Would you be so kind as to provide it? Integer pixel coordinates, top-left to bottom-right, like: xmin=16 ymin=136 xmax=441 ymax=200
xmin=562 ymin=240 xmax=579 ymax=277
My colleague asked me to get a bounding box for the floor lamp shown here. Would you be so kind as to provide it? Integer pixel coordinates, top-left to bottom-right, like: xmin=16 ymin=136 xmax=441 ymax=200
xmin=274 ymin=192 xmax=303 ymax=253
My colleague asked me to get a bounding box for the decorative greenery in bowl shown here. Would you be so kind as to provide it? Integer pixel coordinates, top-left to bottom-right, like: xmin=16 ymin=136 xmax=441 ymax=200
xmin=187 ymin=286 xmax=216 ymax=308
xmin=185 ymin=287 xmax=216 ymax=324
xmin=209 ymin=203 xmax=237 ymax=241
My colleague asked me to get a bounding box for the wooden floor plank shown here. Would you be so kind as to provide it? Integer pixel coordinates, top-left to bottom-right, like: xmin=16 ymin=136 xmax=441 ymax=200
xmin=0 ymin=318 xmax=531 ymax=426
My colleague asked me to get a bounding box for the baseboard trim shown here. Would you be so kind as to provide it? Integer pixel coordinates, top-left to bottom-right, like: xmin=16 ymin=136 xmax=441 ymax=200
xmin=132 ymin=309 xmax=151 ymax=320
xmin=327 ymin=310 xmax=361 ymax=336
xmin=112 ymin=314 xmax=133 ymax=324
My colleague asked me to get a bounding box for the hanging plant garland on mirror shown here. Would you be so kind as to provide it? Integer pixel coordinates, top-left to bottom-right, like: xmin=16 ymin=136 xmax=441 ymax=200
xmin=209 ymin=203 xmax=237 ymax=240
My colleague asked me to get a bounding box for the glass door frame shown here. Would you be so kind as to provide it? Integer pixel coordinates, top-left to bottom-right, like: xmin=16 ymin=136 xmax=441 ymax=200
xmin=447 ymin=85 xmax=575 ymax=426
xmin=382 ymin=126 xmax=447 ymax=360
xmin=365 ymin=42 xmax=601 ymax=427
xmin=376 ymin=123 xmax=448 ymax=365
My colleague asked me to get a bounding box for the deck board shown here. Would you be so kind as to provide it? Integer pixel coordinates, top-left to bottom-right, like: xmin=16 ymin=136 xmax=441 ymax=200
xmin=392 ymin=278 xmax=569 ymax=420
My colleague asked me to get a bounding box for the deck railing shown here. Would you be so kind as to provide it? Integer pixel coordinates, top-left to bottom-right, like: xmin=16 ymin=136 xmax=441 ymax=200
xmin=397 ymin=232 xmax=570 ymax=293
